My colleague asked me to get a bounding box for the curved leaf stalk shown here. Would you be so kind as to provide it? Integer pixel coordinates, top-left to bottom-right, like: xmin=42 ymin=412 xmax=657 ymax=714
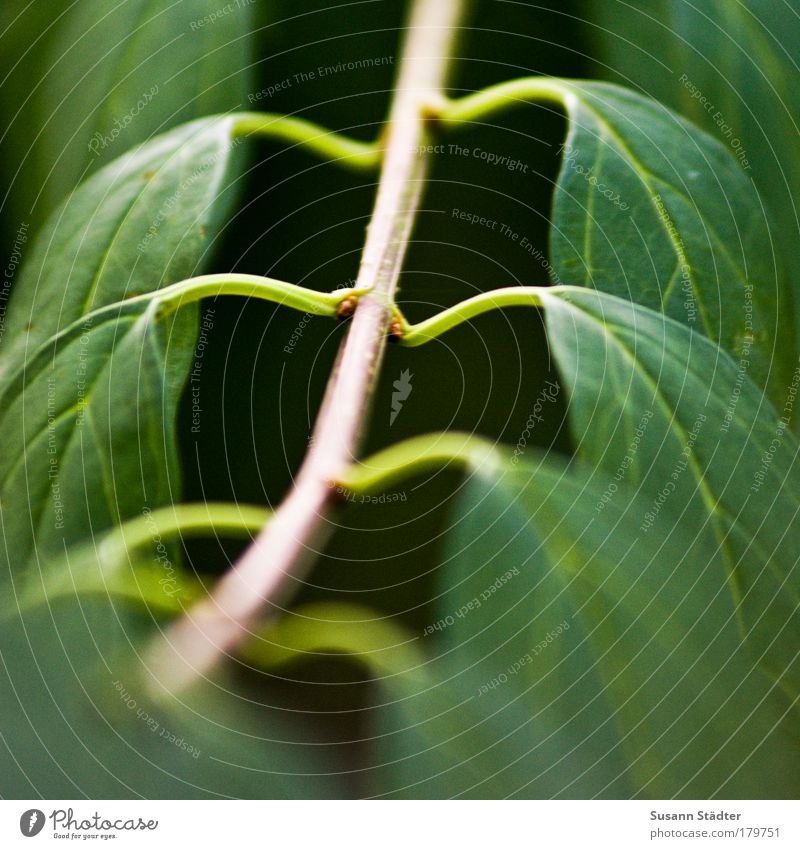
xmin=150 ymin=273 xmax=364 ymax=317
xmin=437 ymin=77 xmax=571 ymax=125
xmin=337 ymin=432 xmax=502 ymax=494
xmin=0 ymin=274 xmax=359 ymax=395
xmin=99 ymin=502 xmax=271 ymax=563
xmin=394 ymin=286 xmax=549 ymax=346
xmin=149 ymin=0 xmax=468 ymax=694
xmin=16 ymin=503 xmax=270 ymax=616
xmin=233 ymin=113 xmax=381 ymax=171
xmin=240 ymin=602 xmax=423 ymax=674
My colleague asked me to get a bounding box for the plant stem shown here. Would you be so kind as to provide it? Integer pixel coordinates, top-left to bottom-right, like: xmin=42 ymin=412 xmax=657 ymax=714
xmin=149 ymin=0 xmax=467 ymax=693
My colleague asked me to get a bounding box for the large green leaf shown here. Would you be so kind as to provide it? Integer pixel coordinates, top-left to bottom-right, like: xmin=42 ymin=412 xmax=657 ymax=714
xmin=534 ymin=285 xmax=800 ymax=698
xmin=0 ymin=0 xmax=254 ymax=229
xmin=433 ymin=447 xmax=799 ymax=798
xmin=0 ymin=116 xmax=243 ymax=383
xmin=0 ymin=295 xmax=195 ymax=570
xmin=344 ymin=280 xmax=800 ymax=796
xmin=584 ymin=0 xmax=800 ymax=328
xmin=0 ymin=117 xmax=246 ymax=581
xmin=548 ymin=81 xmax=793 ymax=404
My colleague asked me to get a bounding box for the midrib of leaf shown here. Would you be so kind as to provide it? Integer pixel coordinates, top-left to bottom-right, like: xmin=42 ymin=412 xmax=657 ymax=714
xmin=576 ymin=305 xmax=745 ymax=596
xmin=645 ymin=168 xmax=756 ymax=305
xmin=580 ymin=124 xmax=602 ymax=283
xmin=573 ymin=303 xmax=800 ymax=671
xmin=78 ymin=121 xmax=221 ymax=315
xmin=81 ymin=403 xmax=121 ymax=528
xmin=576 ymin=99 xmax=718 ymax=338
xmin=652 ymin=323 xmax=800 ymax=510
xmin=659 ymin=252 xmax=686 ymax=306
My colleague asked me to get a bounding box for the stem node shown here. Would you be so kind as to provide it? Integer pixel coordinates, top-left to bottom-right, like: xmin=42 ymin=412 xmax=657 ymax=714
xmin=336 ymin=295 xmax=359 ymax=321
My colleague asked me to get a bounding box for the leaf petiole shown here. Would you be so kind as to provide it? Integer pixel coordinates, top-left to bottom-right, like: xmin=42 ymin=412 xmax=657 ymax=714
xmin=240 ymin=602 xmax=422 ymax=673
xmin=436 ymin=76 xmax=572 ymax=126
xmin=15 ymin=503 xmax=271 ymax=616
xmin=394 ymin=285 xmax=550 ymax=346
xmin=99 ymin=502 xmax=271 ymax=564
xmin=233 ymin=112 xmax=381 ymax=171
xmin=0 ymin=275 xmax=364 ymax=398
xmin=336 ymin=432 xmax=501 ymax=494
xmin=150 ymin=272 xmax=367 ymax=317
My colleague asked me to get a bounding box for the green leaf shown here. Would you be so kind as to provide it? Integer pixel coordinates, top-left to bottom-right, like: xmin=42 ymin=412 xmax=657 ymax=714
xmin=398 ymin=284 xmax=799 ymax=699
xmin=548 ymin=81 xmax=793 ymax=405
xmin=434 ymin=447 xmax=800 ymax=798
xmin=535 ymin=285 xmax=800 ymax=699
xmin=0 ymin=293 xmax=196 ymax=569
xmin=441 ymin=78 xmax=794 ymax=405
xmin=0 ymin=80 xmax=374 ymax=584
xmin=0 ymin=103 xmax=366 ymax=598
xmin=273 ymin=419 xmax=799 ymax=797
xmin=584 ymin=0 xmax=800 ymax=323
xmin=0 ymin=266 xmax=346 ymax=575
xmin=0 ymin=0 xmax=254 ymax=228
xmin=342 ymin=272 xmax=800 ymax=795
xmin=0 ymin=117 xmax=247 ymax=581
xmin=0 ymin=116 xmax=243 ymax=385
